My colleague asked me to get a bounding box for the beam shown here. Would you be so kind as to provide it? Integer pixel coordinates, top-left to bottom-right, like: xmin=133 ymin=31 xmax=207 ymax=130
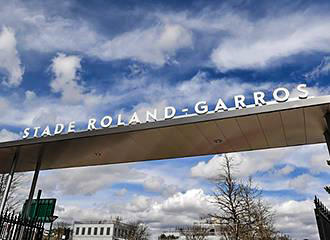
xmin=324 ymin=131 xmax=330 ymax=154
xmin=24 ymin=145 xmax=44 ymax=218
xmin=324 ymin=113 xmax=330 ymax=154
xmin=0 ymin=148 xmax=19 ymax=214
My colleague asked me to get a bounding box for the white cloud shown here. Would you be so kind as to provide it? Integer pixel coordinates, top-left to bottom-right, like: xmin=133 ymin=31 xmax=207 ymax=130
xmin=274 ymin=165 xmax=295 ymax=176
xmin=2 ymin=3 xmax=330 ymax=71
xmin=115 ymin=188 xmax=128 ymax=197
xmin=50 ymin=53 xmax=84 ymax=104
xmin=38 ymin=164 xmax=146 ymax=196
xmin=0 ymin=2 xmax=193 ymax=66
xmin=54 ymin=185 xmax=326 ymax=240
xmin=191 ymin=155 xmax=220 ymax=180
xmin=0 ymin=129 xmax=20 ymax=142
xmin=91 ymin=24 xmax=193 ymax=65
xmin=287 ymin=174 xmax=322 ymax=194
xmin=127 ymin=195 xmax=154 ymax=212
xmin=124 ymin=189 xmax=214 ymax=229
xmin=210 ymin=12 xmax=330 ymax=71
xmin=191 ymin=144 xmax=330 ymax=180
xmin=143 ymin=176 xmax=178 ymax=196
xmin=0 ymin=26 xmax=24 ymax=87
xmin=55 ymin=188 xmax=214 ymax=232
xmin=24 ymin=90 xmax=37 ymax=102
xmin=305 ymin=56 xmax=330 ymax=80
xmin=273 ymin=199 xmax=321 ymax=240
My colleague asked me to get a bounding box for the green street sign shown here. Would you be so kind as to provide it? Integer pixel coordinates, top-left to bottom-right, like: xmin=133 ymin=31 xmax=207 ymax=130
xmin=22 ymin=198 xmax=56 ymax=222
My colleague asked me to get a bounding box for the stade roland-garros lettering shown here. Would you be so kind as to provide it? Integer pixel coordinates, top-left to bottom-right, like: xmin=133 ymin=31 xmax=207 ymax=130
xmin=22 ymin=84 xmax=308 ymax=139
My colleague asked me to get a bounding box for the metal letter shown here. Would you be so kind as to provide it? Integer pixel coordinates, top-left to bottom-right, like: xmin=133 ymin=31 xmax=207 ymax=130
xmin=297 ymin=84 xmax=309 ymax=99
xmin=164 ymin=106 xmax=176 ymax=120
xmin=87 ymin=118 xmax=97 ymax=131
xmin=254 ymin=91 xmax=267 ymax=106
xmin=194 ymin=101 xmax=208 ymax=115
xmin=273 ymin=87 xmax=290 ymax=103
xmin=100 ymin=116 xmax=112 ymax=128
xmin=234 ymin=95 xmax=246 ymax=109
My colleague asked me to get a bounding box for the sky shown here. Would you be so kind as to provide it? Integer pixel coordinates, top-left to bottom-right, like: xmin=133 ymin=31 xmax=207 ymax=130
xmin=0 ymin=0 xmax=330 ymax=239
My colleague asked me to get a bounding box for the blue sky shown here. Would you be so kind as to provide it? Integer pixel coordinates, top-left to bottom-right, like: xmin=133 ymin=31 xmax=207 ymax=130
xmin=1 ymin=0 xmax=330 ymax=239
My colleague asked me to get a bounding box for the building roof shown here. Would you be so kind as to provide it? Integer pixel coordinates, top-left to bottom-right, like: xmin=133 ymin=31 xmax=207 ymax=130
xmin=0 ymin=96 xmax=329 ymax=173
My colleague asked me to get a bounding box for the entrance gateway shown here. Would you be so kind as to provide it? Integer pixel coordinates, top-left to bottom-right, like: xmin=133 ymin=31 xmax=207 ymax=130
xmin=0 ymin=83 xmax=329 ymax=238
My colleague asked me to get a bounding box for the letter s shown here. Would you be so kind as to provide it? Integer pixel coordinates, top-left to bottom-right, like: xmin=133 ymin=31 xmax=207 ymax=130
xmin=297 ymin=84 xmax=308 ymax=99
xmin=23 ymin=128 xmax=30 ymax=139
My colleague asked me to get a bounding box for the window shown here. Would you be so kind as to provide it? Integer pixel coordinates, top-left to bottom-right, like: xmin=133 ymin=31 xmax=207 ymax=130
xmin=94 ymin=227 xmax=98 ymax=235
xmin=88 ymin=227 xmax=92 ymax=235
xmin=82 ymin=228 xmax=85 ymax=235
xmin=100 ymin=227 xmax=104 ymax=235
xmin=75 ymin=227 xmax=80 ymax=235
xmin=107 ymin=227 xmax=111 ymax=235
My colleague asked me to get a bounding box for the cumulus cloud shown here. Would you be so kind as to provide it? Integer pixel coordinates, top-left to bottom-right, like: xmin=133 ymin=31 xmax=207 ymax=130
xmin=54 ymin=185 xmax=325 ymax=239
xmin=143 ymin=176 xmax=178 ymax=196
xmin=274 ymin=165 xmax=295 ymax=176
xmin=115 ymin=188 xmax=128 ymax=197
xmin=0 ymin=129 xmax=20 ymax=142
xmin=191 ymin=144 xmax=330 ymax=198
xmin=50 ymin=53 xmax=84 ymax=103
xmin=38 ymin=164 xmax=146 ymax=196
xmin=0 ymin=2 xmax=193 ymax=66
xmin=287 ymin=174 xmax=322 ymax=194
xmin=209 ymin=12 xmax=330 ymax=71
xmin=91 ymin=24 xmax=193 ymax=65
xmin=273 ymin=199 xmax=321 ymax=239
xmin=0 ymin=26 xmax=24 ymax=86
xmin=54 ymin=188 xmax=213 ymax=227
xmin=122 ymin=189 xmax=214 ymax=228
xmin=192 ymin=144 xmax=330 ymax=180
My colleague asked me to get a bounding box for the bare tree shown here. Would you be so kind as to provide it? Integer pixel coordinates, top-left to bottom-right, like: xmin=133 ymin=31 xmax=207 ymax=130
xmin=208 ymin=155 xmax=289 ymax=240
xmin=159 ymin=233 xmax=179 ymax=240
xmin=275 ymin=234 xmax=292 ymax=240
xmin=127 ymin=221 xmax=150 ymax=240
xmin=178 ymin=225 xmax=210 ymax=240
xmin=50 ymin=221 xmax=71 ymax=240
xmin=208 ymin=155 xmax=246 ymax=239
xmin=0 ymin=173 xmax=25 ymax=212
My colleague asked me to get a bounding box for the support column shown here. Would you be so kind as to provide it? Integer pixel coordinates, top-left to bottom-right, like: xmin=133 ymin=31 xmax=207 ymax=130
xmin=24 ymin=145 xmax=44 ymax=218
xmin=324 ymin=113 xmax=330 ymax=154
xmin=324 ymin=113 xmax=330 ymax=195
xmin=0 ymin=148 xmax=20 ymax=214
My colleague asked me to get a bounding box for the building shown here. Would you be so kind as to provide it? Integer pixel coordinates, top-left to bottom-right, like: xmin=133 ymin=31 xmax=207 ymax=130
xmin=73 ymin=220 xmax=133 ymax=240
xmin=158 ymin=223 xmax=225 ymax=240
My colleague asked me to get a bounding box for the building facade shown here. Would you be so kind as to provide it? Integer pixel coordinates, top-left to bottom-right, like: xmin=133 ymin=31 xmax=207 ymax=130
xmin=158 ymin=223 xmax=225 ymax=240
xmin=73 ymin=221 xmax=132 ymax=240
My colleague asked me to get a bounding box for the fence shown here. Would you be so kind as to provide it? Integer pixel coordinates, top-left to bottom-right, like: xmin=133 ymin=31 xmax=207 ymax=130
xmin=0 ymin=211 xmax=44 ymax=240
xmin=314 ymin=196 xmax=330 ymax=240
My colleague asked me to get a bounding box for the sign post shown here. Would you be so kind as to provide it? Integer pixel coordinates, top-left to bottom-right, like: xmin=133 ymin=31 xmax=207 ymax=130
xmin=22 ymin=197 xmax=57 ymax=222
